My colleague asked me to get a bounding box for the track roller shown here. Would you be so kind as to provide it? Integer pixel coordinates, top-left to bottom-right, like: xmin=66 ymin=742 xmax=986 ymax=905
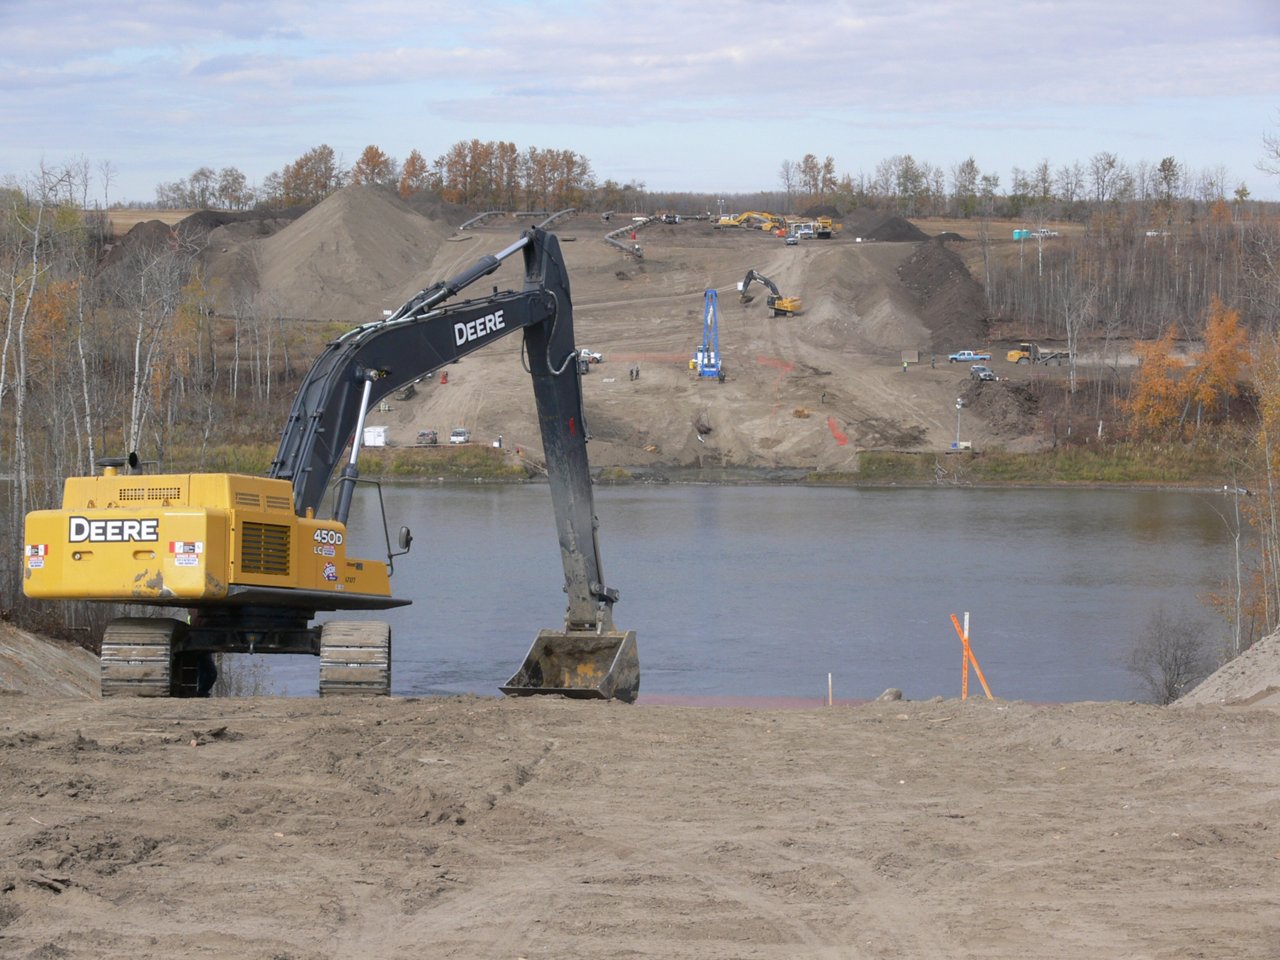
xmin=319 ymin=620 xmax=391 ymax=696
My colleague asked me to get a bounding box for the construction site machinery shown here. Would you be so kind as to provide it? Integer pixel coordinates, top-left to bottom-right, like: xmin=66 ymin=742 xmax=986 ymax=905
xmin=23 ymin=228 xmax=638 ymax=702
xmin=1005 ymin=342 xmax=1066 ymax=365
xmin=738 ymin=269 xmax=803 ymax=317
xmin=692 ymin=289 xmax=723 ymax=379
xmin=716 ymin=211 xmax=783 ymax=231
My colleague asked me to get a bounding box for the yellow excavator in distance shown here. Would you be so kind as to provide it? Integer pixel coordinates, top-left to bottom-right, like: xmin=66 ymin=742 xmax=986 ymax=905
xmin=738 ymin=269 xmax=803 ymax=316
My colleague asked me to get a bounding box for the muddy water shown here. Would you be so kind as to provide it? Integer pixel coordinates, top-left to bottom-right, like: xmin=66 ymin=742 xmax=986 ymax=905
xmin=261 ymin=483 xmax=1240 ymax=703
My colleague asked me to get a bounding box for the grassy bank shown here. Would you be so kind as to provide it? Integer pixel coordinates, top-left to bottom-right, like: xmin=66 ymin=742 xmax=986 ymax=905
xmin=819 ymin=442 xmax=1242 ymax=487
xmin=169 ymin=442 xmax=531 ymax=482
xmin=164 ymin=440 xmax=1241 ymax=488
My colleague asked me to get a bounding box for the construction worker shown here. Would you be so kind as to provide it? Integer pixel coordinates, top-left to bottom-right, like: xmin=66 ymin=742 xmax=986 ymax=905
xmin=902 ymin=360 xmax=908 ymax=373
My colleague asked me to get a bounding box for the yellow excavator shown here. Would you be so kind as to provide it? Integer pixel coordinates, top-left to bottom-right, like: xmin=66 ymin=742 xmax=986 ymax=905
xmin=22 ymin=229 xmax=639 ymax=701
xmin=716 ymin=211 xmax=783 ymax=231
xmin=738 ymin=269 xmax=803 ymax=316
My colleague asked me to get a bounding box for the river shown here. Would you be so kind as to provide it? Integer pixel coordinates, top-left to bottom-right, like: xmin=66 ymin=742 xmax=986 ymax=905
xmin=253 ymin=482 xmax=1244 ymax=704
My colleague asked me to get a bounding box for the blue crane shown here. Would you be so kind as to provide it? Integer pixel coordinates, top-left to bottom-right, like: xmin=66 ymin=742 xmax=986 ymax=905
xmin=694 ymin=288 xmax=723 ymax=379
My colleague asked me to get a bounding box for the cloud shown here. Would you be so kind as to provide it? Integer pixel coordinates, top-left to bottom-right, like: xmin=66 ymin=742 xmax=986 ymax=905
xmin=3 ymin=0 xmax=1278 ymax=199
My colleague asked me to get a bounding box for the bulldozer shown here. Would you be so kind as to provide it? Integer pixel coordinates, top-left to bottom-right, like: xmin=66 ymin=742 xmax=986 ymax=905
xmin=22 ymin=228 xmax=639 ymax=702
xmin=738 ymin=269 xmax=803 ymax=317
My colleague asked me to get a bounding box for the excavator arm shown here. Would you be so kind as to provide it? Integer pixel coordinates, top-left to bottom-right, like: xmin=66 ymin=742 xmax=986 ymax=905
xmin=739 ymin=269 xmax=782 ymax=303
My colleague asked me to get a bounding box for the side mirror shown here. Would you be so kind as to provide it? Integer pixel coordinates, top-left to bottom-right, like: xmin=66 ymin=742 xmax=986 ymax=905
xmin=398 ymin=526 xmax=413 ymax=552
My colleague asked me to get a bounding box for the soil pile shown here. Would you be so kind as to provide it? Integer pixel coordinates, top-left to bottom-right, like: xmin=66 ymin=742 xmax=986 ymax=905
xmin=1177 ymin=626 xmax=1280 ymax=707
xmin=961 ymin=378 xmax=1041 ymax=437
xmin=897 ymin=238 xmax=989 ymax=350
xmin=0 ymin=624 xmax=96 ymax=698
xmin=251 ymin=185 xmax=457 ymax=322
xmin=841 ymin=210 xmax=931 ymax=243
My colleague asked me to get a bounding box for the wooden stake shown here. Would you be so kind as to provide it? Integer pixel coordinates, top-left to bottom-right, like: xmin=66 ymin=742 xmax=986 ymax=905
xmin=950 ymin=613 xmax=994 ymax=700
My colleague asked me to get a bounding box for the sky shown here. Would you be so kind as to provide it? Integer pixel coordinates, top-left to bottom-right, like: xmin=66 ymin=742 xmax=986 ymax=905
xmin=3 ymin=0 xmax=1280 ymax=205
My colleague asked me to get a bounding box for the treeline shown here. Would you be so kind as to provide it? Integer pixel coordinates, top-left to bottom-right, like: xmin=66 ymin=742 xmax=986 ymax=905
xmin=150 ymin=141 xmax=1260 ymax=227
xmin=155 ymin=140 xmax=606 ymax=213
xmin=985 ymin=202 xmax=1280 ymax=340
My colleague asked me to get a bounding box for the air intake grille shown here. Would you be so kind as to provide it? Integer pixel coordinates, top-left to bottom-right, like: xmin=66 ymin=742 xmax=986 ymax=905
xmin=235 ymin=491 xmax=263 ymax=509
xmin=118 ymin=486 xmax=182 ymax=502
xmin=240 ymin=522 xmax=290 ymax=575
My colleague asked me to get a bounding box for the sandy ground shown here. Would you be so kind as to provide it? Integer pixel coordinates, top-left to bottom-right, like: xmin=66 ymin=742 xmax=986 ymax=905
xmin=3 ymin=624 xmax=1280 ymax=958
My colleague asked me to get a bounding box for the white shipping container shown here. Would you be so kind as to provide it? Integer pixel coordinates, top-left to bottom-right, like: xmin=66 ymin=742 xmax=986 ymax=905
xmin=363 ymin=425 xmax=388 ymax=447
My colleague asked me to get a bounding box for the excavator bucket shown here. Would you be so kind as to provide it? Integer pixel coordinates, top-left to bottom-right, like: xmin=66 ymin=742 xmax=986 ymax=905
xmin=501 ymin=629 xmax=639 ymax=702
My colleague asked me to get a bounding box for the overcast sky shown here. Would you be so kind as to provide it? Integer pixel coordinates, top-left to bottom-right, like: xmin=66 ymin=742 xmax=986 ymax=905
xmin=4 ymin=0 xmax=1280 ymax=205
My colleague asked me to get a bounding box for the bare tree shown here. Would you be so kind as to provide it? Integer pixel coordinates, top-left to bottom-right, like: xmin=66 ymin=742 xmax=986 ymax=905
xmin=1127 ymin=607 xmax=1215 ymax=704
xmin=778 ymin=159 xmax=796 ymax=210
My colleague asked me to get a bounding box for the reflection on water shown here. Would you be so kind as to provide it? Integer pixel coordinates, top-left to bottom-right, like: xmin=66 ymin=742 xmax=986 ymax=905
xmin=257 ymin=483 xmax=1241 ymax=703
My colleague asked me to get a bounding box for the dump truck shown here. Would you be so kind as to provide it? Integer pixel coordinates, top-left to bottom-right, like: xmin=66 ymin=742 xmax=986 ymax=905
xmin=1006 ymin=342 xmax=1066 ymax=365
xmin=23 ymin=228 xmax=639 ymax=702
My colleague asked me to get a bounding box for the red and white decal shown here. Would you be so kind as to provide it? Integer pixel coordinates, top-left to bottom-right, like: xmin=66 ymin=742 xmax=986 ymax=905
xmin=25 ymin=544 xmax=47 ymax=570
xmin=170 ymin=540 xmax=203 ymax=567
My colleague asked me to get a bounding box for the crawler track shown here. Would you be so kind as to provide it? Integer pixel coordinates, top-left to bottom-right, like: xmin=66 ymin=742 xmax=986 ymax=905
xmin=319 ymin=621 xmax=392 ymax=696
xmin=99 ymin=617 xmax=184 ymax=697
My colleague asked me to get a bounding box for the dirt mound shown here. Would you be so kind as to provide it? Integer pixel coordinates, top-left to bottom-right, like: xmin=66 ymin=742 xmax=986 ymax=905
xmin=897 ymin=238 xmax=989 ymax=349
xmin=1177 ymin=627 xmax=1280 ymax=707
xmin=98 ymin=218 xmax=176 ymax=269
xmin=247 ymin=185 xmax=456 ymax=322
xmin=841 ymin=210 xmax=931 ymax=243
xmin=0 ymin=624 xmax=97 ymax=698
xmin=178 ymin=208 xmax=289 ymax=236
xmin=962 ymin=379 xmax=1041 ymax=437
xmin=202 ymin=184 xmax=453 ymax=323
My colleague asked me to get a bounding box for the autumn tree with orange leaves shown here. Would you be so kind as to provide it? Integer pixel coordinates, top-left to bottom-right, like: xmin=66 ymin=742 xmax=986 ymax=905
xmin=1186 ymin=296 xmax=1249 ymax=431
xmin=1126 ymin=325 xmax=1186 ymax=439
xmin=1127 ymin=298 xmax=1250 ymax=440
xmin=349 ymin=145 xmax=397 ymax=187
